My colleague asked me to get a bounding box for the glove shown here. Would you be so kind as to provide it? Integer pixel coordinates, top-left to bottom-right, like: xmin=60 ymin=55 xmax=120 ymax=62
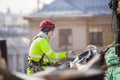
xmin=67 ymin=50 xmax=74 ymax=54
xmin=66 ymin=50 xmax=74 ymax=58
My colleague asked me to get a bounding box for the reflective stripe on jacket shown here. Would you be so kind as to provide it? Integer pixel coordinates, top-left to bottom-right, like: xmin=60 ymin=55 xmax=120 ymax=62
xmin=29 ymin=37 xmax=66 ymax=63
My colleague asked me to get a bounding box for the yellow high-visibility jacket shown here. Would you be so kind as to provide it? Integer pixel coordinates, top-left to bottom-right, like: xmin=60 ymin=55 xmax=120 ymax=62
xmin=29 ymin=32 xmax=66 ymax=64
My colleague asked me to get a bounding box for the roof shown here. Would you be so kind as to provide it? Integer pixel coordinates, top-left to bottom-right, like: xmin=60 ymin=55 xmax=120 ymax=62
xmin=26 ymin=0 xmax=112 ymax=18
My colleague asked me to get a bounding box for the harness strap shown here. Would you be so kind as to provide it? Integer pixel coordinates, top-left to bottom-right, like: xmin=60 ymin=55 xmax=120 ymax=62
xmin=39 ymin=53 xmax=45 ymax=65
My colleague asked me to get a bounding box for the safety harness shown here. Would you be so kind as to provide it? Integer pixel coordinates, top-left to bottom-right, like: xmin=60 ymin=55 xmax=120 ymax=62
xmin=28 ymin=53 xmax=59 ymax=73
xmin=28 ymin=54 xmax=44 ymax=72
xmin=27 ymin=35 xmax=59 ymax=73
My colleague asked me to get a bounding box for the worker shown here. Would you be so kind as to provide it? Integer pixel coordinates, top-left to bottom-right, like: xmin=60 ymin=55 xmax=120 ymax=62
xmin=27 ymin=20 xmax=67 ymax=74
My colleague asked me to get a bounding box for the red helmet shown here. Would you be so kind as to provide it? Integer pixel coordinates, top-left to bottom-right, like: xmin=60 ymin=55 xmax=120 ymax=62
xmin=39 ymin=20 xmax=55 ymax=31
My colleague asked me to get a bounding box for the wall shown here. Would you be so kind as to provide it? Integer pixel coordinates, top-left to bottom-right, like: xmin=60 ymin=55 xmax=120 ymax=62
xmin=26 ymin=16 xmax=114 ymax=51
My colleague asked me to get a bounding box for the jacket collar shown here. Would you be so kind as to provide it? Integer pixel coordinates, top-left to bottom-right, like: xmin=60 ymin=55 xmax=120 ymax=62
xmin=33 ymin=31 xmax=50 ymax=42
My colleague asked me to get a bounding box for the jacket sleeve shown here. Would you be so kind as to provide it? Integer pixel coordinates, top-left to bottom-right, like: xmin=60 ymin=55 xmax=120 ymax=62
xmin=40 ymin=38 xmax=66 ymax=60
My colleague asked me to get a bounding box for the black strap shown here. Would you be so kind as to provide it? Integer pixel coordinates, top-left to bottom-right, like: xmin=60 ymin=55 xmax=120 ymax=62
xmin=39 ymin=54 xmax=45 ymax=65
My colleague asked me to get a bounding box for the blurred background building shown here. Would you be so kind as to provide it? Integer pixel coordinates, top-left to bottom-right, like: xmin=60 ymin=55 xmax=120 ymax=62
xmin=0 ymin=0 xmax=115 ymax=73
xmin=0 ymin=8 xmax=29 ymax=72
xmin=25 ymin=0 xmax=114 ymax=51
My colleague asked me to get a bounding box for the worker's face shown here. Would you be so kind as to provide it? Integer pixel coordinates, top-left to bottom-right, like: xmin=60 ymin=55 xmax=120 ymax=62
xmin=47 ymin=30 xmax=54 ymax=37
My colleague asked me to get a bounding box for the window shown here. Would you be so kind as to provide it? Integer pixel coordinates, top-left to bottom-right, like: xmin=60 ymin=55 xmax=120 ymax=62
xmin=89 ymin=28 xmax=103 ymax=46
xmin=89 ymin=32 xmax=102 ymax=46
xmin=59 ymin=29 xmax=72 ymax=50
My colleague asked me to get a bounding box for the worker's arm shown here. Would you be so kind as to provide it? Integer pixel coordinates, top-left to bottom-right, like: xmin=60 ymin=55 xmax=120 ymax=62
xmin=40 ymin=38 xmax=66 ymax=60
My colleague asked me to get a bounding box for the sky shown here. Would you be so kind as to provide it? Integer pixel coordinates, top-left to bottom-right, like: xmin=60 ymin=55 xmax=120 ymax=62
xmin=0 ymin=0 xmax=54 ymax=15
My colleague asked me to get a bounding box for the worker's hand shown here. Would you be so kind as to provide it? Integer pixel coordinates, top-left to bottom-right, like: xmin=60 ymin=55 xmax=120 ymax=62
xmin=66 ymin=50 xmax=74 ymax=58
xmin=67 ymin=50 xmax=74 ymax=54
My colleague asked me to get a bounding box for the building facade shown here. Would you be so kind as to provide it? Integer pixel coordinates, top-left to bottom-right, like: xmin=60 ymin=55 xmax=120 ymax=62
xmin=25 ymin=0 xmax=114 ymax=51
